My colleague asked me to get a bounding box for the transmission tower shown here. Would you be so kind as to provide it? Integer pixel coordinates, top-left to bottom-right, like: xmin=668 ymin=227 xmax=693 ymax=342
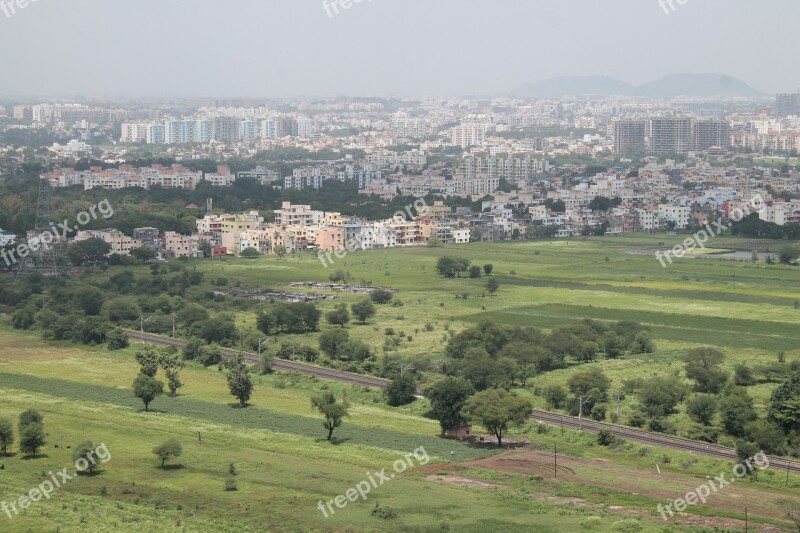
xmin=15 ymin=178 xmax=72 ymax=281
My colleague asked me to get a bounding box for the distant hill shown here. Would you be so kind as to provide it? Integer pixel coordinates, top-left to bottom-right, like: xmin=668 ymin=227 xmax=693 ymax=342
xmin=512 ymin=73 xmax=766 ymax=99
xmin=634 ymin=73 xmax=766 ymax=98
xmin=513 ymin=76 xmax=634 ymax=98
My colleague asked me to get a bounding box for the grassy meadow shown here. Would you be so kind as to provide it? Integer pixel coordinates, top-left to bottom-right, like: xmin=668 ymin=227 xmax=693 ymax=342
xmin=1 ymin=234 xmax=799 ymax=531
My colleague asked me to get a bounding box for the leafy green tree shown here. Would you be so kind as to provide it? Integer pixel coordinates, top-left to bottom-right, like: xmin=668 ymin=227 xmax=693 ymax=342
xmin=464 ymin=389 xmax=533 ymax=447
xmin=684 ymin=347 xmax=728 ymax=393
xmin=423 ymin=377 xmax=474 ymax=437
xmin=190 ymin=317 xmax=237 ymax=344
xmin=311 ymin=392 xmax=348 ymax=441
xmin=160 ymin=353 xmax=185 ymax=397
xmin=768 ymin=372 xmax=800 ymax=433
xmin=602 ymin=332 xmax=624 ymax=359
xmin=686 ymin=394 xmax=717 ymax=426
xmin=733 ymin=364 xmax=756 ymax=386
xmin=436 ymin=256 xmax=470 ymax=278
xmin=778 ymin=245 xmax=799 ymax=265
xmin=468 ymin=265 xmax=481 ymax=278
xmin=744 ymin=420 xmax=787 ymax=455
xmin=386 ymin=373 xmax=416 ymax=407
xmin=153 ymin=439 xmax=183 ymax=468
xmin=0 ymin=418 xmax=13 ymax=456
xmin=370 ymin=290 xmax=394 ymax=304
xmin=351 ymin=299 xmax=376 ymax=325
xmin=734 ymin=441 xmax=760 ymax=476
xmin=224 ymin=354 xmax=253 ymax=407
xmin=176 ymin=303 xmax=209 ymax=328
xmin=455 ymin=347 xmax=508 ymax=391
xmin=19 ymin=423 xmax=45 ymax=457
xmin=274 ymin=245 xmax=287 ymax=259
xmin=567 ymin=367 xmax=610 ymax=399
xmin=486 ymin=277 xmax=500 ymax=295
xmin=130 ymin=247 xmax=158 ymax=263
xmin=106 ymin=327 xmax=129 ymax=350
xmin=72 ymin=441 xmax=101 ymax=474
xmin=68 ymin=238 xmax=111 ymax=265
xmin=544 ymin=385 xmax=569 ymax=409
xmin=103 ymin=297 xmax=141 ymax=323
xmin=319 ymin=329 xmax=350 ymax=359
xmin=326 ymin=304 xmax=350 ymax=328
xmin=483 ymin=264 xmax=493 ymax=275
xmin=720 ymin=388 xmax=758 ymax=437
xmin=631 ymin=331 xmax=656 ymax=354
xmin=135 ymin=346 xmax=162 ymax=377
xmin=240 ymin=247 xmax=261 ymax=258
xmin=18 ymin=409 xmax=42 ymax=432
xmin=637 ymin=376 xmax=685 ymax=418
xmin=133 ymin=373 xmax=164 ymax=412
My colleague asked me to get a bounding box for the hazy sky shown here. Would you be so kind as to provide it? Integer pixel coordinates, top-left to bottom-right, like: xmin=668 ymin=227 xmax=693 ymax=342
xmin=0 ymin=0 xmax=797 ymax=98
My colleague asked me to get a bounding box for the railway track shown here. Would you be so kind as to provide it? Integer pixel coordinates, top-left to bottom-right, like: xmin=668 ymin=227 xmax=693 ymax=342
xmin=126 ymin=331 xmax=390 ymax=389
xmin=129 ymin=330 xmax=800 ymax=474
xmin=532 ymin=409 xmax=800 ymax=475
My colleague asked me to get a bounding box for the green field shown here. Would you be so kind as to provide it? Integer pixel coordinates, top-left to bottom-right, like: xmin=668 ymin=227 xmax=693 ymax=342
xmin=1 ymin=235 xmax=799 ymax=531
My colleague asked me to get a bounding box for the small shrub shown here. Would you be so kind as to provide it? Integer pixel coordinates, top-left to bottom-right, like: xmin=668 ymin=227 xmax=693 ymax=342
xmin=597 ymin=429 xmax=616 ymax=447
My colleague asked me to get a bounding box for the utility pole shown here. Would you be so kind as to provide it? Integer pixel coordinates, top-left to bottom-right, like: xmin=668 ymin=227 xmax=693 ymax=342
xmin=171 ymin=316 xmax=176 ymax=338
xmin=615 ymin=392 xmax=622 ymax=422
xmin=744 ymin=507 xmax=748 ymax=532
xmin=258 ymin=338 xmax=269 ymax=357
xmin=140 ymin=315 xmax=152 ymax=344
xmin=788 ymin=461 xmax=792 ymax=486
xmin=554 ymin=443 xmax=557 ymax=479
xmin=400 ymin=363 xmax=415 ymax=376
xmin=578 ymin=395 xmax=592 ymax=431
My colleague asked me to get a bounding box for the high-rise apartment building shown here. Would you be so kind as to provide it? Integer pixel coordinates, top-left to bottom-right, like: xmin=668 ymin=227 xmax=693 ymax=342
xmin=775 ymin=92 xmax=800 ymax=117
xmin=646 ymin=118 xmax=693 ymax=154
xmin=613 ymin=120 xmax=646 ymax=153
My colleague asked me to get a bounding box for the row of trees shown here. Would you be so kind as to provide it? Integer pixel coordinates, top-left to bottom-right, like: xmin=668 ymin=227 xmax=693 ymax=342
xmin=0 ymin=410 xmax=46 ymax=458
xmin=442 ymin=320 xmax=654 ymax=391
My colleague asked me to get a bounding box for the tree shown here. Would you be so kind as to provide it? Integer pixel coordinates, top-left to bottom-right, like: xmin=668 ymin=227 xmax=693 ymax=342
xmin=274 ymin=245 xmax=287 ymax=259
xmin=224 ymin=354 xmax=253 ymax=407
xmin=130 ymin=247 xmax=158 ymax=263
xmin=734 ymin=441 xmax=760 ymax=477
xmin=160 ymin=353 xmax=185 ymax=397
xmin=602 ymin=332 xmax=624 ymax=359
xmin=778 ymin=245 xmax=799 ymax=265
xmin=684 ymin=347 xmax=728 ymax=393
xmin=733 ymin=364 xmax=756 ymax=386
xmin=719 ymin=388 xmax=758 ymax=437
xmin=68 ymin=238 xmax=111 ymax=265
xmin=486 ymin=277 xmax=500 ymax=295
xmin=19 ymin=423 xmax=45 ymax=457
xmin=153 ymin=439 xmax=183 ymax=468
xmin=744 ymin=420 xmax=787 ymax=456
xmin=464 ymin=389 xmax=533 ymax=447
xmin=103 ymin=298 xmax=141 ymax=323
xmin=0 ymin=418 xmax=13 ymax=456
xmin=589 ymin=196 xmax=614 ymax=212
xmin=72 ymin=441 xmax=101 ymax=474
xmin=135 ymin=346 xmax=161 ymax=377
xmin=686 ymin=394 xmax=717 ymax=426
xmin=436 ymin=256 xmax=470 ymax=278
xmin=351 ymin=299 xmax=376 ymax=325
xmin=370 ymin=290 xmax=394 ymax=304
xmin=176 ymin=303 xmax=209 ymax=328
xmin=568 ymin=367 xmax=610 ymax=399
xmin=133 ymin=373 xmax=164 ymax=412
xmin=386 ymin=374 xmax=416 ymax=407
xmin=768 ymin=373 xmax=800 ymax=433
xmin=544 ymin=385 xmax=569 ymax=409
xmin=483 ymin=264 xmax=493 ymax=276
xmin=106 ymin=327 xmax=129 ymax=350
xmin=468 ymin=265 xmax=481 ymax=278
xmin=424 ymin=377 xmax=474 ymax=437
xmin=631 ymin=331 xmax=656 ymax=354
xmin=319 ymin=329 xmax=350 ymax=359
xmin=637 ymin=376 xmax=685 ymax=418
xmin=311 ymin=392 xmax=348 ymax=441
xmin=18 ymin=409 xmax=42 ymax=433
xmin=240 ymin=247 xmax=261 ymax=258
xmin=326 ymin=304 xmax=350 ymax=328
